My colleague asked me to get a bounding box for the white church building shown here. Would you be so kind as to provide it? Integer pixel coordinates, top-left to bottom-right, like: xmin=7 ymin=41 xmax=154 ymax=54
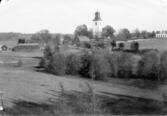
xmin=92 ymin=11 xmax=103 ymax=38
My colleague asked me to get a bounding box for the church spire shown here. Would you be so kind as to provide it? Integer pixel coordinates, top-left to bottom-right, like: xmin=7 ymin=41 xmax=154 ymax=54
xmin=93 ymin=11 xmax=102 ymax=21
xmin=92 ymin=11 xmax=102 ymax=38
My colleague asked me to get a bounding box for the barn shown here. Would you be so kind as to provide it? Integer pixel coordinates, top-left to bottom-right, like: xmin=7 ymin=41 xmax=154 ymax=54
xmin=12 ymin=43 xmax=40 ymax=52
xmin=73 ymin=36 xmax=90 ymax=45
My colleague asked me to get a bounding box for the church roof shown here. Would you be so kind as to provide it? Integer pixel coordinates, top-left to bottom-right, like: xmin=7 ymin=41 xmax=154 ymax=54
xmin=78 ymin=36 xmax=90 ymax=42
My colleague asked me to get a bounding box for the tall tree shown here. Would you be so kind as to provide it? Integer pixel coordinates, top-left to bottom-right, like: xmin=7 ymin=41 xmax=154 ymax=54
xmin=150 ymin=31 xmax=156 ymax=38
xmin=141 ymin=30 xmax=149 ymax=39
xmin=132 ymin=28 xmax=140 ymax=39
xmin=110 ymin=40 xmax=116 ymax=50
xmin=117 ymin=28 xmax=131 ymax=41
xmin=102 ymin=25 xmax=115 ymax=39
xmin=74 ymin=24 xmax=89 ymax=37
xmin=30 ymin=29 xmax=52 ymax=44
xmin=38 ymin=29 xmax=52 ymax=44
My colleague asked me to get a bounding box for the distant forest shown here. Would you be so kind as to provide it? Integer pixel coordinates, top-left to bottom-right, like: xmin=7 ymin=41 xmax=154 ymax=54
xmin=0 ymin=33 xmax=33 ymax=41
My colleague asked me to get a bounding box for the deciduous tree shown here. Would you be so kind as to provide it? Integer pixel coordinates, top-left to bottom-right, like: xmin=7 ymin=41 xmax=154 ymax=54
xmin=74 ymin=24 xmax=89 ymax=37
xmin=102 ymin=25 xmax=115 ymax=39
xmin=111 ymin=40 xmax=116 ymax=50
xmin=130 ymin=41 xmax=139 ymax=52
xmin=117 ymin=28 xmax=131 ymax=41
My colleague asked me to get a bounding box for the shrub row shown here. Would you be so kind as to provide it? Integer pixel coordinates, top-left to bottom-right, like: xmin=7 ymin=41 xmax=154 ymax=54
xmin=40 ymin=45 xmax=167 ymax=81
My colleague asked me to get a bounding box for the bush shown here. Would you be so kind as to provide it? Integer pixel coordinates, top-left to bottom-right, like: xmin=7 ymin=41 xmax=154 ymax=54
xmin=118 ymin=43 xmax=124 ymax=50
xmin=111 ymin=40 xmax=116 ymax=50
xmin=50 ymin=53 xmax=66 ymax=75
xmin=140 ymin=49 xmax=158 ymax=55
xmin=137 ymin=51 xmax=161 ymax=80
xmin=104 ymin=52 xmax=118 ymax=77
xmin=43 ymin=45 xmax=53 ymax=60
xmin=90 ymin=50 xmax=112 ymax=80
xmin=116 ymin=52 xmax=134 ymax=78
xmin=42 ymin=45 xmax=53 ymax=71
xmin=94 ymin=41 xmax=105 ymax=48
xmin=160 ymin=51 xmax=167 ymax=80
xmin=39 ymin=58 xmax=45 ymax=68
xmin=130 ymin=41 xmax=139 ymax=52
xmin=78 ymin=51 xmax=92 ymax=78
xmin=66 ymin=54 xmax=82 ymax=75
xmin=83 ymin=42 xmax=91 ymax=49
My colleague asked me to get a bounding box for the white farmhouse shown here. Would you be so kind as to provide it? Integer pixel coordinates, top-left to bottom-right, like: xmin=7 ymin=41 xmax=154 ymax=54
xmin=156 ymin=31 xmax=167 ymax=38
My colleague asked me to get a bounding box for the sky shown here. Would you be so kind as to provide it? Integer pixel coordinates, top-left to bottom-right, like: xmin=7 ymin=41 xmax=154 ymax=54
xmin=0 ymin=0 xmax=166 ymax=33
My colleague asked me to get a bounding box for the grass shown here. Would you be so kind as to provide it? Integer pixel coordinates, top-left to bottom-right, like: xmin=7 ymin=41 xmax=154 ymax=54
xmin=124 ymin=38 xmax=167 ymax=50
xmin=4 ymin=86 xmax=167 ymax=115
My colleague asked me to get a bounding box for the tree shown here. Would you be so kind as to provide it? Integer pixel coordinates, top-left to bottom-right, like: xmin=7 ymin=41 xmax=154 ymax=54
xmin=95 ymin=40 xmax=105 ymax=48
xmin=30 ymin=34 xmax=41 ymax=43
xmin=102 ymin=25 xmax=115 ymax=39
xmin=74 ymin=24 xmax=89 ymax=37
xmin=73 ymin=35 xmax=80 ymax=46
xmin=38 ymin=29 xmax=52 ymax=44
xmin=150 ymin=31 xmax=156 ymax=38
xmin=130 ymin=41 xmax=139 ymax=52
xmin=63 ymin=34 xmax=73 ymax=45
xmin=141 ymin=30 xmax=149 ymax=39
xmin=88 ymin=29 xmax=94 ymax=39
xmin=117 ymin=28 xmax=131 ymax=41
xmin=137 ymin=51 xmax=160 ymax=80
xmin=31 ymin=29 xmax=52 ymax=44
xmin=52 ymin=34 xmax=61 ymax=46
xmin=118 ymin=42 xmax=124 ymax=50
xmin=110 ymin=40 xmax=116 ymax=50
xmin=18 ymin=38 xmax=25 ymax=44
xmin=131 ymin=29 xmax=140 ymax=39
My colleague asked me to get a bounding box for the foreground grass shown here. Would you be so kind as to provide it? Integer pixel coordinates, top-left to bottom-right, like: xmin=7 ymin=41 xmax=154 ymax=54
xmin=3 ymin=83 xmax=167 ymax=116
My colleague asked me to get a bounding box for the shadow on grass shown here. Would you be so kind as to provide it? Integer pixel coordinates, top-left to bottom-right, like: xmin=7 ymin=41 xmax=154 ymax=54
xmin=3 ymin=89 xmax=167 ymax=115
xmin=100 ymin=91 xmax=167 ymax=115
xmin=4 ymin=100 xmax=55 ymax=116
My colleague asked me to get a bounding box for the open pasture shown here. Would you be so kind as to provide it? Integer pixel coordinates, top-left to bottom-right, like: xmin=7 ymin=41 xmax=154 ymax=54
xmin=124 ymin=38 xmax=167 ymax=51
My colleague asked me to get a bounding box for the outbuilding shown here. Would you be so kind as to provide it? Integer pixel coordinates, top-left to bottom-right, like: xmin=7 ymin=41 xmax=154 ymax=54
xmin=0 ymin=45 xmax=8 ymax=51
xmin=12 ymin=43 xmax=40 ymax=52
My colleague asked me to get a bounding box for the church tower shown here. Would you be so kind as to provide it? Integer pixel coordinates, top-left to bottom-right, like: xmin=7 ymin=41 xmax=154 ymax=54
xmin=93 ymin=11 xmax=102 ymax=38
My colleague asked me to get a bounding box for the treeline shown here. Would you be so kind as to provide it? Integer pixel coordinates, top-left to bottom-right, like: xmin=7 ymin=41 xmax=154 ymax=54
xmin=0 ymin=26 xmax=156 ymax=43
xmin=74 ymin=24 xmax=156 ymax=40
xmin=25 ymin=26 xmax=157 ymax=46
xmin=39 ymin=44 xmax=167 ymax=81
xmin=0 ymin=32 xmax=33 ymax=41
xmin=0 ymin=32 xmax=21 ymax=41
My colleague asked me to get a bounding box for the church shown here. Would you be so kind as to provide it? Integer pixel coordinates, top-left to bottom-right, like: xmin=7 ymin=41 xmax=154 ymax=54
xmin=92 ymin=11 xmax=103 ymax=38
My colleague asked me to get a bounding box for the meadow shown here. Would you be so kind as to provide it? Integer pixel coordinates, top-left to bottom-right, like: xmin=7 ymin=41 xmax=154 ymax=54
xmin=125 ymin=38 xmax=167 ymax=50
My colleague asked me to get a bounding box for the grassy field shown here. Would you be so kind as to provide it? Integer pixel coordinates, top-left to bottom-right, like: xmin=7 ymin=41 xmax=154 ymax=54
xmin=124 ymin=38 xmax=167 ymax=51
xmin=0 ymin=39 xmax=166 ymax=115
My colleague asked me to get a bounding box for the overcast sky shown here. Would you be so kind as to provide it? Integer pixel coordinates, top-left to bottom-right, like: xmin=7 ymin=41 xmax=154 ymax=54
xmin=0 ymin=0 xmax=166 ymax=33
